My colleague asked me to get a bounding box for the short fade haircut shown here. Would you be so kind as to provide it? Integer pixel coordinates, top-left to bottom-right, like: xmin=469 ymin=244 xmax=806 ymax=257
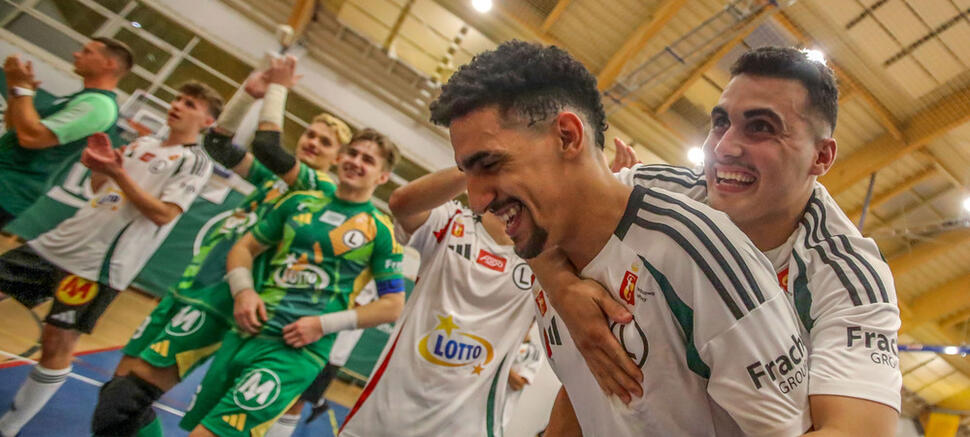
xmin=730 ymin=46 xmax=839 ymax=136
xmin=177 ymin=81 xmax=223 ymax=119
xmin=92 ymin=37 xmax=133 ymax=75
xmin=429 ymin=40 xmax=608 ymax=150
xmin=312 ymin=113 xmax=353 ymax=145
xmin=346 ymin=128 xmax=399 ymax=171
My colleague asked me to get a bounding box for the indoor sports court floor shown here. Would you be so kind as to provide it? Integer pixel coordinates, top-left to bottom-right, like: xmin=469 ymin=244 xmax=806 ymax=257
xmin=0 ymin=238 xmax=363 ymax=436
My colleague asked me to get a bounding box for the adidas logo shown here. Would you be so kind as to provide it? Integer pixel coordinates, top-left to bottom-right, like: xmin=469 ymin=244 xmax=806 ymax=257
xmin=49 ymin=310 xmax=76 ymax=324
xmin=222 ymin=413 xmax=246 ymax=431
xmin=547 ymin=317 xmax=563 ymax=346
xmin=294 ymin=213 xmax=312 ymax=225
xmin=448 ymin=243 xmax=472 ymax=260
xmin=150 ymin=340 xmax=170 ymax=357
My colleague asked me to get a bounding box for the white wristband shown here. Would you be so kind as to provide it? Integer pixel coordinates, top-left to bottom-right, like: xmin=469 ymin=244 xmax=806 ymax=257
xmin=258 ymin=83 xmax=287 ymax=127
xmin=217 ymin=90 xmax=256 ymax=133
xmin=226 ymin=266 xmax=254 ymax=297
xmin=317 ymin=310 xmax=358 ymax=336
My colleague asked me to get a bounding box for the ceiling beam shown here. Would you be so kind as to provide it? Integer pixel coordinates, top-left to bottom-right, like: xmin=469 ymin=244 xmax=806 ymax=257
xmin=847 ymin=167 xmax=937 ymax=224
xmin=540 ymin=0 xmax=572 ymax=33
xmin=596 ymin=0 xmax=687 ymax=91
xmin=773 ymin=13 xmax=903 ymax=141
xmin=654 ymin=4 xmax=775 ymax=115
xmin=820 ymin=84 xmax=970 ymax=195
xmin=920 ymin=149 xmax=966 ymax=189
xmin=888 ymin=228 xmax=970 ymax=277
xmin=383 ymin=0 xmax=415 ymax=51
xmin=901 ymin=273 xmax=970 ymax=333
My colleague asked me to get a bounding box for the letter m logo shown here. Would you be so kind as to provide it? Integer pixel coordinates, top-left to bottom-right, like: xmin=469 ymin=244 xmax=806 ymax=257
xmin=233 ymin=369 xmax=281 ymax=411
xmin=165 ymin=306 xmax=205 ymax=336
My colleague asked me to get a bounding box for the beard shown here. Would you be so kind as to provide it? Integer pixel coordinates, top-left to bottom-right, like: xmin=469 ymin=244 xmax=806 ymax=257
xmin=515 ymin=225 xmax=549 ymax=259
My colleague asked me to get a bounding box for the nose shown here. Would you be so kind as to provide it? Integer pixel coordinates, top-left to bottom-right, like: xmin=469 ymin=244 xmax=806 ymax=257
xmin=711 ymin=126 xmax=744 ymax=161
xmin=464 ymin=173 xmax=496 ymax=215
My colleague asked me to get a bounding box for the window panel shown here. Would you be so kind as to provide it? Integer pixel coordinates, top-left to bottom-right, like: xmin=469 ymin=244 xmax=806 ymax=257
xmin=112 ymin=27 xmax=171 ymax=73
xmin=92 ymin=0 xmax=131 ymax=13
xmin=5 ymin=13 xmax=81 ymax=62
xmin=282 ymin=116 xmax=306 ymax=153
xmin=0 ymin=2 xmax=17 ymax=23
xmin=189 ymin=39 xmax=251 ymax=84
xmin=394 ymin=156 xmax=429 ymax=181
xmin=152 ymin=86 xmax=175 ymax=105
xmin=285 ymin=92 xmax=324 ymax=124
xmin=126 ymin=4 xmax=193 ymax=49
xmin=163 ymin=59 xmax=234 ymax=101
xmin=373 ymin=179 xmax=399 ymax=203
xmin=118 ymin=72 xmax=152 ymax=95
xmin=35 ymin=0 xmax=106 ymax=36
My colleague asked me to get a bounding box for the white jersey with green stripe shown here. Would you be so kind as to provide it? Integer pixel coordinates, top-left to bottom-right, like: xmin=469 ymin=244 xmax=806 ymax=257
xmin=615 ymin=164 xmax=902 ymax=411
xmin=534 ymin=185 xmax=810 ymax=436
xmin=29 ymin=136 xmax=211 ymax=289
xmin=341 ymin=201 xmax=535 ymax=437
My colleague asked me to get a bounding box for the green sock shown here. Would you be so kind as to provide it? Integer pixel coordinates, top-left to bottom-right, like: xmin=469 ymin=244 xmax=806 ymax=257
xmin=136 ymin=416 xmax=163 ymax=437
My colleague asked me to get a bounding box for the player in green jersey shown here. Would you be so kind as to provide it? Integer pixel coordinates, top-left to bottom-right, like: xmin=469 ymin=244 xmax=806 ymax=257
xmin=182 ymin=128 xmax=406 ymax=437
xmin=1 ymin=38 xmax=132 ymax=228
xmin=91 ymin=57 xmax=353 ymax=437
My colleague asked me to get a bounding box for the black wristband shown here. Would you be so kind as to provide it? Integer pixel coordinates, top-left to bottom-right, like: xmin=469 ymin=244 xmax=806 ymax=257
xmin=202 ymin=129 xmax=247 ymax=168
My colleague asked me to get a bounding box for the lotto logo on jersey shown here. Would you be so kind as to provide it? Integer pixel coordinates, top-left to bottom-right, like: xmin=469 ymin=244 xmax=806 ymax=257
xmin=91 ymin=188 xmax=125 ymax=211
xmin=164 ymin=306 xmax=206 ymax=336
xmin=619 ymin=271 xmax=638 ymax=305
xmin=418 ymin=314 xmax=495 ymax=375
xmin=55 ymin=275 xmax=99 ymax=306
xmin=476 ymin=249 xmax=507 ymax=272
xmin=535 ymin=290 xmax=548 ymax=316
xmin=452 ymin=222 xmax=464 ymax=237
xmin=273 ymin=253 xmax=331 ymax=290
xmin=233 ymin=368 xmax=281 ymax=411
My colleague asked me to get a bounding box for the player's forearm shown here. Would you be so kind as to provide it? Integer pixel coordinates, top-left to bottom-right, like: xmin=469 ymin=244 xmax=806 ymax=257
xmin=89 ymin=172 xmax=109 ymax=193
xmin=545 ymin=387 xmax=582 ymax=437
xmin=7 ymin=95 xmax=58 ymax=149
xmin=528 ymin=247 xmax=580 ymax=302
xmin=388 ymin=167 xmax=466 ymax=231
xmin=353 ymin=292 xmax=404 ymax=328
xmin=110 ymin=169 xmax=181 ymax=226
xmin=803 ymin=395 xmax=897 ymax=437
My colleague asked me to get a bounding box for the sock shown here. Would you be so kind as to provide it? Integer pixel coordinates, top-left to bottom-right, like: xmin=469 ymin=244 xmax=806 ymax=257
xmin=264 ymin=413 xmax=301 ymax=437
xmin=135 ymin=416 xmax=163 ymax=437
xmin=0 ymin=364 xmax=71 ymax=436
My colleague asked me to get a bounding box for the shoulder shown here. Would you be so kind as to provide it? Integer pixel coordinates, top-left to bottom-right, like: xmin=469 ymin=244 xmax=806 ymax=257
xmin=179 ymin=145 xmax=213 ymax=176
xmin=70 ymin=91 xmax=117 ymax=110
xmin=628 ymin=164 xmax=705 ymax=188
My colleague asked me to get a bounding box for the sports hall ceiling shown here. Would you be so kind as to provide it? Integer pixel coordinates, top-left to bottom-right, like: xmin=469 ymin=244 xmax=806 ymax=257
xmin=224 ymin=0 xmax=970 ymax=423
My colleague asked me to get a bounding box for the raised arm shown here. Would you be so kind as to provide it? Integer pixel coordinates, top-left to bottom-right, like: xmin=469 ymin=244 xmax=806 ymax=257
xmin=388 ymin=166 xmax=466 ymax=234
xmin=250 ymin=55 xmax=304 ymax=186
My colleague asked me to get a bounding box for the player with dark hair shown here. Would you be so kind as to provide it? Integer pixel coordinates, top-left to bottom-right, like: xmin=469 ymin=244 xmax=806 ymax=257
xmin=1 ymin=37 xmax=133 ymax=228
xmin=0 ymin=80 xmax=218 ymax=437
xmin=431 ymin=39 xmax=812 ymax=436
xmin=530 ymin=46 xmax=900 ymax=436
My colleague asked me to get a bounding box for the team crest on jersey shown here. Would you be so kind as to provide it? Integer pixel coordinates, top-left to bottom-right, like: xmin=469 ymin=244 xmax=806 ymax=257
xmin=476 ymin=249 xmax=507 ymax=272
xmin=534 ymin=290 xmax=548 ymax=316
xmin=55 ymin=275 xmax=99 ymax=306
xmin=261 ymin=179 xmax=289 ymax=204
xmin=512 ymin=263 xmax=534 ymax=290
xmin=164 ymin=306 xmax=206 ymax=336
xmin=139 ymin=152 xmax=156 ymax=162
xmin=220 ymin=210 xmax=259 ymax=235
xmin=273 ymin=253 xmax=330 ymax=290
xmin=148 ymin=158 xmax=170 ymax=174
xmin=452 ymin=221 xmax=464 ymax=237
xmin=329 ymin=212 xmax=376 ymax=255
xmin=417 ymin=314 xmax=495 ymax=375
xmin=610 ymin=319 xmax=649 ymax=368
xmin=433 ymin=209 xmax=463 ymax=243
xmin=619 ymin=270 xmax=638 ymax=305
xmin=777 ymin=267 xmax=790 ymax=293
xmin=233 ymin=368 xmax=281 ymax=411
xmin=91 ymin=188 xmax=125 ymax=211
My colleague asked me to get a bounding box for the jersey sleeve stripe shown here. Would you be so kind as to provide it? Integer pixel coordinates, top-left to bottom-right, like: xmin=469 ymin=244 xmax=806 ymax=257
xmin=644 ymin=189 xmax=767 ymax=304
xmin=799 ymin=207 xmax=863 ymax=306
xmin=810 ymin=197 xmax=890 ymax=304
xmin=633 ymin=166 xmax=706 ymax=189
xmin=804 ymin=201 xmax=881 ymax=305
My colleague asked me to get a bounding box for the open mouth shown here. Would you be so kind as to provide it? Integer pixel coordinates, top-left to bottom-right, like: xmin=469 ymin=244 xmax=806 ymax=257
xmin=714 ymin=169 xmax=756 ymax=188
xmin=493 ymin=200 xmax=525 ymax=238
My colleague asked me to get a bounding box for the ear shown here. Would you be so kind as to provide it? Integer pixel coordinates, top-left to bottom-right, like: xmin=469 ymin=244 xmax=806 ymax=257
xmin=377 ymin=170 xmax=391 ymax=185
xmin=102 ymin=56 xmax=119 ymax=75
xmin=810 ymin=137 xmax=837 ymax=176
xmin=202 ymin=114 xmax=215 ymax=129
xmin=555 ymin=111 xmax=585 ymax=160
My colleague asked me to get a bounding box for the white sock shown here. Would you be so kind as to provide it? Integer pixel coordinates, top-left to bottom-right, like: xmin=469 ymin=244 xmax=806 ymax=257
xmin=264 ymin=413 xmax=301 ymax=437
xmin=0 ymin=364 xmax=71 ymax=436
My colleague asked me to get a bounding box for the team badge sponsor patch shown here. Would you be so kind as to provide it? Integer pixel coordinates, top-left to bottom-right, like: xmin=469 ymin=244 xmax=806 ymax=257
xmin=55 ymin=275 xmax=99 ymax=306
xmin=476 ymin=249 xmax=507 ymax=272
xmin=329 ymin=212 xmax=376 ymax=255
xmin=452 ymin=221 xmax=464 ymax=237
xmin=432 ymin=209 xmax=463 ymax=243
xmin=777 ymin=267 xmax=790 ymax=293
xmin=91 ymin=188 xmax=124 ymax=211
xmin=139 ymin=152 xmax=156 ymax=162
xmin=418 ymin=314 xmax=494 ymax=375
xmin=535 ymin=290 xmax=548 ymax=316
xmin=619 ymin=271 xmax=638 ymax=305
xmin=512 ymin=263 xmax=533 ymax=290
xmin=233 ymin=368 xmax=281 ymax=411
xmin=148 ymin=159 xmax=169 ymax=174
xmin=273 ymin=253 xmax=330 ymax=290
xmin=164 ymin=306 xmax=206 ymax=336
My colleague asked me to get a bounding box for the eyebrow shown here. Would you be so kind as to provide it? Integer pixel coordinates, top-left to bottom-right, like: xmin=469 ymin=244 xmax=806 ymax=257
xmin=742 ymin=108 xmax=783 ymax=126
xmin=458 ymin=151 xmax=496 ymax=172
xmin=711 ymin=106 xmax=728 ymax=118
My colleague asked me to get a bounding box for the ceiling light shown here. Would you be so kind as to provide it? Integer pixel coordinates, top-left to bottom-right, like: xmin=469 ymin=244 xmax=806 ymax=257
xmin=802 ymin=48 xmax=826 ymax=65
xmin=471 ymin=0 xmax=492 ymax=13
xmin=963 ymin=196 xmax=970 ymax=213
xmin=130 ymin=21 xmax=142 ymax=28
xmin=687 ymin=147 xmax=704 ymax=166
xmin=943 ymin=346 xmax=961 ymax=355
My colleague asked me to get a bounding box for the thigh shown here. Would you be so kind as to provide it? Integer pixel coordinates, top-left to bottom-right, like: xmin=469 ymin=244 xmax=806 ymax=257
xmin=138 ymin=301 xmax=231 ymax=378
xmin=123 ymin=294 xmax=179 ymax=357
xmin=45 ymin=274 xmax=119 ymax=334
xmin=198 ymin=340 xmax=322 ymax=437
xmin=0 ymin=245 xmax=63 ymax=307
xmin=179 ymin=331 xmax=248 ymax=432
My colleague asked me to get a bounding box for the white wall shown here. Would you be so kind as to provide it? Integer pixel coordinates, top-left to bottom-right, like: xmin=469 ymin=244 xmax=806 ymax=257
xmin=505 ymin=323 xmax=562 ymax=437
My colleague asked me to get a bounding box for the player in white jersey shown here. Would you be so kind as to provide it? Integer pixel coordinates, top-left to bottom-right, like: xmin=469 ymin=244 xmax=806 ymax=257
xmin=430 ymin=41 xmax=811 ymax=436
xmin=0 ymin=81 xmax=220 ymax=437
xmin=340 ymin=167 xmax=535 ymax=437
xmin=541 ymin=47 xmax=900 ymax=435
xmin=502 ymin=331 xmax=543 ymax=430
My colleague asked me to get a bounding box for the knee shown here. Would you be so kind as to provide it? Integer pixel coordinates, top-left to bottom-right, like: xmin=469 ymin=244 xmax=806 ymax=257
xmin=39 ymin=325 xmax=79 ymax=367
xmin=91 ymin=374 xmax=163 ymax=436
